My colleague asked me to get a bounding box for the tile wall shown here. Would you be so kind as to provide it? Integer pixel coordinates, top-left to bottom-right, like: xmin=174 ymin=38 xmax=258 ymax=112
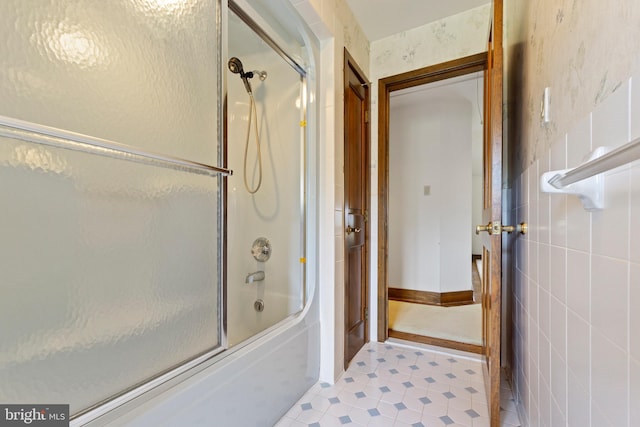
xmin=510 ymin=72 xmax=640 ymax=427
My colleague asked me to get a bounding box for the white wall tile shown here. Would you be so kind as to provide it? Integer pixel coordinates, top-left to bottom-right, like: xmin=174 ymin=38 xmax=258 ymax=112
xmin=631 ymin=357 xmax=640 ymax=427
xmin=549 ymin=246 xmax=566 ymax=303
xmin=566 ymin=197 xmax=591 ymax=252
xmin=549 ymin=193 xmax=567 ymax=249
xmin=550 ymin=135 xmax=568 ymax=171
xmin=538 ymin=148 xmax=551 ymax=245
xmin=515 ymin=217 xmax=527 ymax=273
xmin=592 ymin=80 xmax=630 ymax=150
xmin=631 ymin=262 xmax=640 ymax=361
xmin=528 ymin=160 xmax=539 ymax=245
xmin=567 ymin=370 xmax=590 ymax=427
xmin=591 ymin=330 xmax=628 ymax=427
xmin=538 ymin=380 xmax=551 ymax=427
xmin=514 ymin=174 xmax=522 ymax=209
xmin=538 ymin=243 xmax=550 ymax=292
xmin=592 ymin=169 xmax=630 ymax=260
xmin=539 ymin=332 xmax=551 ymax=389
xmin=549 ymin=369 xmax=567 ymax=426
xmin=549 ymin=296 xmax=566 ymax=356
xmin=630 ymin=164 xmax=640 ymax=263
xmin=632 ymin=74 xmax=640 ymax=141
xmin=538 ymin=288 xmax=550 ymax=341
xmin=566 ymin=311 xmax=589 ymax=387
xmin=591 ymin=254 xmax=628 ymax=350
xmin=566 ymin=114 xmax=592 ymax=168
xmin=591 ymin=404 xmax=614 ymax=427
xmin=564 ymin=125 xmax=591 ymax=251
xmin=529 ymin=241 xmax=539 ymax=293
xmin=549 ymin=138 xmax=567 ymax=248
xmin=528 ymin=282 xmax=539 ymax=360
xmin=566 ymin=249 xmax=589 ymax=321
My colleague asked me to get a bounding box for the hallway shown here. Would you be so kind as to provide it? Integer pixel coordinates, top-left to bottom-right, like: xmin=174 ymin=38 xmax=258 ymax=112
xmin=277 ymin=341 xmax=521 ymax=427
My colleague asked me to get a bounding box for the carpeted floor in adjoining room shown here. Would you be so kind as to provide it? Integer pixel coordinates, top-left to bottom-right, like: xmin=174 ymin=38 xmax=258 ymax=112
xmin=388 ymin=300 xmax=482 ymax=346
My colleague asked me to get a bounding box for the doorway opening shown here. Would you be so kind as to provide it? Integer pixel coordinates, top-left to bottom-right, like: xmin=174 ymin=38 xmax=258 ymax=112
xmin=377 ymin=53 xmax=487 ymax=354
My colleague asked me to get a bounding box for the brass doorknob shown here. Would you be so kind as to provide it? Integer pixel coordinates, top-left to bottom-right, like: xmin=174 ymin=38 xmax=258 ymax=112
xmin=346 ymin=226 xmax=361 ymax=234
xmin=502 ymin=222 xmax=528 ymax=235
xmin=476 ymin=222 xmax=492 ymax=235
xmin=476 ymin=222 xmax=528 ymax=235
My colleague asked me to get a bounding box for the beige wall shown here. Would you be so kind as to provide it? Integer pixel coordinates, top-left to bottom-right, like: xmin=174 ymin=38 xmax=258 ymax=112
xmin=506 ymin=0 xmax=640 ymax=175
xmin=371 ymin=4 xmax=491 ymax=80
xmin=505 ymin=1 xmax=640 ymax=426
xmin=290 ymin=0 xmax=370 ymax=381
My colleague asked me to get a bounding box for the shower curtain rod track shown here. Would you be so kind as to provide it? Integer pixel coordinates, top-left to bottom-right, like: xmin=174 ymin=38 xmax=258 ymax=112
xmin=229 ymin=1 xmax=306 ymax=77
xmin=0 ymin=116 xmax=232 ymax=177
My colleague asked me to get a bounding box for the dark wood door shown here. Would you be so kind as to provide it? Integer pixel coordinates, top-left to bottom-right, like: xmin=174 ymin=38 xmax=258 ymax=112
xmin=480 ymin=1 xmax=503 ymax=426
xmin=344 ymin=49 xmax=369 ymax=367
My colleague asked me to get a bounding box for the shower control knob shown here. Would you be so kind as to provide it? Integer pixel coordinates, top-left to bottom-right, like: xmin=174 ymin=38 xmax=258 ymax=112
xmin=251 ymin=237 xmax=272 ymax=262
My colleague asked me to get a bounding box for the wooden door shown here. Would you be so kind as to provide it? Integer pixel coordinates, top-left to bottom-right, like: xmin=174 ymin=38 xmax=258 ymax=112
xmin=480 ymin=1 xmax=503 ymax=426
xmin=344 ymin=49 xmax=369 ymax=367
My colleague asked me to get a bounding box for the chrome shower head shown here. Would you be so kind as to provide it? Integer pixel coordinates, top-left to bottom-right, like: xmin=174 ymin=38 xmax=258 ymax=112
xmin=228 ymin=57 xmax=253 ymax=95
xmin=228 ymin=57 xmax=244 ymax=75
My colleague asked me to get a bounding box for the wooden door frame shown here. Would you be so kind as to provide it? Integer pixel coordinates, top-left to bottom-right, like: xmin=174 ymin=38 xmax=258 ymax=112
xmin=376 ymin=52 xmax=488 ymax=342
xmin=344 ymin=48 xmax=370 ymax=366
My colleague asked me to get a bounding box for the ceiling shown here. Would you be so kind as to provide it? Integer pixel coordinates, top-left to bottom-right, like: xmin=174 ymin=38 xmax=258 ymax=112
xmin=345 ymin=0 xmax=490 ymax=42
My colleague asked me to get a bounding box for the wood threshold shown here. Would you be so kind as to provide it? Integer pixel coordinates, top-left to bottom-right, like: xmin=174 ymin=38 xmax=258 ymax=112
xmin=389 ymin=329 xmax=483 ymax=354
xmin=388 ymin=288 xmax=475 ymax=307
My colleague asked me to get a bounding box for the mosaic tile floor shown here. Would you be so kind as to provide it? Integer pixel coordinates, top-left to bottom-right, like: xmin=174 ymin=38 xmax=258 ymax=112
xmin=275 ymin=341 xmax=521 ymax=427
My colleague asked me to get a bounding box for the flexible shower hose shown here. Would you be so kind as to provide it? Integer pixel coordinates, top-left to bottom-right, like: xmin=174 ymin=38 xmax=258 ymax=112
xmin=243 ymin=93 xmax=262 ymax=194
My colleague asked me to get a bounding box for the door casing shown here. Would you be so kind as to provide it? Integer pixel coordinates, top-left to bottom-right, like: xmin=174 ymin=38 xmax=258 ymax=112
xmin=376 ymin=52 xmax=488 ymax=342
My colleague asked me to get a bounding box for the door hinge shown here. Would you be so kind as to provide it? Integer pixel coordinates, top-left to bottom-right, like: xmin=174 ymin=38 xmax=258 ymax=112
xmin=364 ymin=209 xmax=368 ymax=223
xmin=364 ymin=110 xmax=369 ymax=123
xmin=364 ymin=307 xmax=369 ymax=320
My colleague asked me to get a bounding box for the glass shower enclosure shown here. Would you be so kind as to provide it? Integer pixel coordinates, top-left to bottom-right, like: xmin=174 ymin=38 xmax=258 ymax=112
xmin=0 ymin=0 xmax=308 ymax=421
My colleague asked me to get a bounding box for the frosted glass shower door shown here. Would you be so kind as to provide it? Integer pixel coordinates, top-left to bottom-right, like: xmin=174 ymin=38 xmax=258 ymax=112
xmin=0 ymin=0 xmax=223 ymax=418
xmin=0 ymin=130 xmax=222 ymax=415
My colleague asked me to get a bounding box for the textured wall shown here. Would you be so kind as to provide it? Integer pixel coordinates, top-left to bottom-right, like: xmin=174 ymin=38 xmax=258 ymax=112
xmin=371 ymin=4 xmax=491 ymax=80
xmin=506 ymin=0 xmax=640 ymax=176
